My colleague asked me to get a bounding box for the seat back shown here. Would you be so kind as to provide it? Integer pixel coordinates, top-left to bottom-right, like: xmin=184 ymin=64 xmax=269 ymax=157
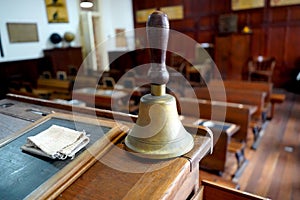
xmin=201 ymin=180 xmax=271 ymax=200
xmin=209 ymin=80 xmax=273 ymax=103
xmin=179 ymin=97 xmax=252 ymax=142
xmin=102 ymin=77 xmax=115 ymax=89
xmin=248 ymin=56 xmax=276 ymax=82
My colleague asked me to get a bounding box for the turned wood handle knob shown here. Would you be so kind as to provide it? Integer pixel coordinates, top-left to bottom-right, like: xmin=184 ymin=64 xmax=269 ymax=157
xmin=146 ymin=11 xmax=169 ymax=85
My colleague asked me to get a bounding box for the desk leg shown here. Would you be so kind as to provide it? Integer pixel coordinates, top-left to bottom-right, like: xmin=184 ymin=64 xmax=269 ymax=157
xmin=270 ymin=103 xmax=276 ymax=120
xmin=232 ymin=149 xmax=248 ymax=180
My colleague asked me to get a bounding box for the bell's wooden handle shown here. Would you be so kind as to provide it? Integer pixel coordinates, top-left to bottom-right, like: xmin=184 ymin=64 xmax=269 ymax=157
xmin=146 ymin=11 xmax=169 ymax=86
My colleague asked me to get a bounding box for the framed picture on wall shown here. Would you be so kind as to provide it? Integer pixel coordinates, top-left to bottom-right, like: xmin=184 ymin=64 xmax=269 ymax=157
xmin=160 ymin=5 xmax=184 ymax=20
xmin=270 ymin=0 xmax=300 ymax=7
xmin=231 ymin=0 xmax=265 ymax=10
xmin=7 ymin=23 xmax=39 ymax=43
xmin=45 ymin=0 xmax=69 ymax=23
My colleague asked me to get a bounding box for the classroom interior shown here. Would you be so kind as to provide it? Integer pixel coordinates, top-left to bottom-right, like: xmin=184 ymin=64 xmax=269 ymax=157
xmin=0 ymin=0 xmax=299 ymax=200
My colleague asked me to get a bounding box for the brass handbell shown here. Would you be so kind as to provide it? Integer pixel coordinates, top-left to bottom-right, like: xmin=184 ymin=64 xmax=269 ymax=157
xmin=124 ymin=11 xmax=194 ymax=159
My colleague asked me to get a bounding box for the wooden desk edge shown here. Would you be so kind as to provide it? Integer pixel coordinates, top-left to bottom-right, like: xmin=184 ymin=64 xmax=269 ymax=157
xmin=6 ymin=93 xmax=138 ymax=123
xmin=4 ymin=93 xmax=213 ymax=200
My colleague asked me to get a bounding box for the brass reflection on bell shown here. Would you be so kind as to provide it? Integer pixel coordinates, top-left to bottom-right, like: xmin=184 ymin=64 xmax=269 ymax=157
xmin=125 ymin=93 xmax=194 ymax=159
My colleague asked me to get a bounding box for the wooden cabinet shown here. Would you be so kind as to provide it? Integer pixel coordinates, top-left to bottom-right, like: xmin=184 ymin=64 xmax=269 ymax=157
xmin=43 ymin=47 xmax=83 ymax=76
xmin=214 ymin=34 xmax=251 ymax=80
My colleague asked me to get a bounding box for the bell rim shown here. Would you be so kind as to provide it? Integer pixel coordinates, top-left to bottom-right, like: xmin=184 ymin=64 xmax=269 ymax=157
xmin=124 ymin=134 xmax=194 ymax=159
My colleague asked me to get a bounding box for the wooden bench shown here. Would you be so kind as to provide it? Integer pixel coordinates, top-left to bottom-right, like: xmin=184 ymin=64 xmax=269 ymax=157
xmin=179 ymin=97 xmax=256 ymax=143
xmin=209 ymin=80 xmax=273 ymax=101
xmin=187 ymin=86 xmax=266 ymax=122
xmin=221 ymin=88 xmax=266 ymax=150
xmin=37 ymin=78 xmax=72 ymax=99
xmin=199 ymin=170 xmax=240 ymax=190
xmin=208 ymin=80 xmax=276 ymax=119
xmin=197 ymin=180 xmax=271 ymax=200
xmin=180 ymin=97 xmax=256 ymax=179
xmin=207 ymin=80 xmax=286 ymax=147
xmin=185 ymin=86 xmax=267 ymax=149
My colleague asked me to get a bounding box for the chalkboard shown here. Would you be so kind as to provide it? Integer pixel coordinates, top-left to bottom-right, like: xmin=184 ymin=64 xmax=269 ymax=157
xmin=0 ymin=114 xmax=120 ymax=200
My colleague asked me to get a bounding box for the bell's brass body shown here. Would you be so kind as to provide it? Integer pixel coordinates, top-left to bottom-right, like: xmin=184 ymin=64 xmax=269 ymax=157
xmin=125 ymin=91 xmax=194 ymax=159
xmin=124 ymin=11 xmax=194 ymax=159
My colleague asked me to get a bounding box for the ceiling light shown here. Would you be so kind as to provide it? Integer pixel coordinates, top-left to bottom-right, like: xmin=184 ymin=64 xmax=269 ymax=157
xmin=80 ymin=1 xmax=93 ymax=8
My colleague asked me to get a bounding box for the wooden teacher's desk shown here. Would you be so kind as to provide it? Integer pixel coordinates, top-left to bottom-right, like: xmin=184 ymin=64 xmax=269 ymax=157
xmin=0 ymin=94 xmax=211 ymax=200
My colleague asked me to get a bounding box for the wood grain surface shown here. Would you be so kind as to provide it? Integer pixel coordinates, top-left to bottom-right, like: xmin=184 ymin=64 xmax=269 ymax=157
xmin=0 ymin=95 xmax=211 ymax=200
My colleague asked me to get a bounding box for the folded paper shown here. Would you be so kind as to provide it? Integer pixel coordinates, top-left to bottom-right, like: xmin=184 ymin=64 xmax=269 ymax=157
xmin=21 ymin=125 xmax=89 ymax=160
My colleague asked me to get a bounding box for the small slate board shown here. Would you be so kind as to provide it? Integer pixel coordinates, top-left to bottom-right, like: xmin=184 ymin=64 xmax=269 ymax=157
xmin=0 ymin=116 xmax=111 ymax=200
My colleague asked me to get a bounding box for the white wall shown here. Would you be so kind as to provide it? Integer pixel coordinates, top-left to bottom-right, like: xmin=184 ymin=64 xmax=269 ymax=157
xmin=100 ymin=0 xmax=134 ymax=51
xmin=0 ymin=0 xmax=81 ymax=62
xmin=0 ymin=0 xmax=134 ymax=63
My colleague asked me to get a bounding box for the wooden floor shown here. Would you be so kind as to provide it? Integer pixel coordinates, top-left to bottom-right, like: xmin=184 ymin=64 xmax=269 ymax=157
xmin=200 ymin=89 xmax=300 ymax=200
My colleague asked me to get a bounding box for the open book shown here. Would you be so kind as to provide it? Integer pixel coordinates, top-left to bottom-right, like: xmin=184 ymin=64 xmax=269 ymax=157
xmin=21 ymin=125 xmax=89 ymax=160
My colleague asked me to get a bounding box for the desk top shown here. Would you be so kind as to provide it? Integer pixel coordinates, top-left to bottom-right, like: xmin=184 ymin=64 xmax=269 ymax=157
xmin=0 ymin=94 xmax=211 ymax=200
xmin=57 ymin=134 xmax=210 ymax=200
xmin=73 ymin=88 xmax=128 ymax=98
xmin=181 ymin=115 xmax=240 ymax=138
xmin=180 ymin=97 xmax=258 ymax=117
